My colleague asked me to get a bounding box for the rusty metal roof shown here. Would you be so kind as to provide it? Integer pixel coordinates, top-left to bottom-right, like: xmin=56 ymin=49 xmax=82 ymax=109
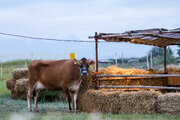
xmin=97 ymin=28 xmax=180 ymax=47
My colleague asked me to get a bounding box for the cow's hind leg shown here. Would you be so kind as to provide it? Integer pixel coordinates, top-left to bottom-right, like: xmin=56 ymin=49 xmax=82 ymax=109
xmin=27 ymin=79 xmax=37 ymax=112
xmin=64 ymin=88 xmax=72 ymax=112
xmin=27 ymin=86 xmax=33 ymax=111
xmin=34 ymin=90 xmax=40 ymax=112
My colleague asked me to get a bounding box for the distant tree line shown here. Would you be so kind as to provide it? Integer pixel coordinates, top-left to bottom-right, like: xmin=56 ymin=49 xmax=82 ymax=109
xmin=109 ymin=46 xmax=177 ymax=65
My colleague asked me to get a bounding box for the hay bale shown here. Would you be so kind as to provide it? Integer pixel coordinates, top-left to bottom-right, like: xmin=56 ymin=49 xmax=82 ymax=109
xmin=79 ymin=76 xmax=91 ymax=92
xmin=11 ymin=90 xmax=19 ymax=99
xmin=12 ymin=68 xmax=28 ymax=80
xmin=13 ymin=79 xmax=28 ymax=99
xmin=79 ymin=90 xmax=160 ymax=114
xmin=6 ymin=78 xmax=16 ymax=90
xmin=168 ymin=77 xmax=180 ymax=86
xmin=99 ymin=77 xmax=167 ymax=86
xmin=78 ymin=75 xmax=94 ymax=110
xmin=99 ymin=66 xmax=150 ymax=75
xmin=156 ymin=93 xmax=180 ymax=115
xmin=6 ymin=78 xmax=18 ymax=99
xmin=157 ymin=65 xmax=180 ymax=74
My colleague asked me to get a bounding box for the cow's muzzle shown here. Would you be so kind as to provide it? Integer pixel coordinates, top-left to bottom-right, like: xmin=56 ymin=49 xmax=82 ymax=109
xmin=80 ymin=67 xmax=88 ymax=75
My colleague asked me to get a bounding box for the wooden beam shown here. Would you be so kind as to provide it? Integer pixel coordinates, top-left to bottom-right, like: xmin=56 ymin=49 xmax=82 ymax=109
xmin=164 ymin=46 xmax=167 ymax=74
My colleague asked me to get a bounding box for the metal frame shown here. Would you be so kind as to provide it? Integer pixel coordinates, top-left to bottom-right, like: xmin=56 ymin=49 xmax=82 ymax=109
xmin=96 ymin=74 xmax=180 ymax=90
xmin=93 ymin=32 xmax=168 ymax=73
xmin=98 ymin=85 xmax=180 ymax=90
xmin=97 ymin=74 xmax=180 ymax=78
xmin=91 ymin=32 xmax=180 ymax=90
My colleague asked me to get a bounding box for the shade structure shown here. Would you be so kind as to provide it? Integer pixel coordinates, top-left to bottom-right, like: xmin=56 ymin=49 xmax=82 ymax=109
xmin=89 ymin=28 xmax=180 ymax=73
xmin=97 ymin=28 xmax=180 ymax=47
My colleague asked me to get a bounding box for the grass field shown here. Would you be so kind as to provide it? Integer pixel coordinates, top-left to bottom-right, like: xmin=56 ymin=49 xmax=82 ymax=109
xmin=0 ymin=60 xmax=180 ymax=120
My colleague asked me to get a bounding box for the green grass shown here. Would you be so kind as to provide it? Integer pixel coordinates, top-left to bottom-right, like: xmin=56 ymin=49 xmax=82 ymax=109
xmin=0 ymin=59 xmax=31 ymax=81
xmin=0 ymin=60 xmax=180 ymax=120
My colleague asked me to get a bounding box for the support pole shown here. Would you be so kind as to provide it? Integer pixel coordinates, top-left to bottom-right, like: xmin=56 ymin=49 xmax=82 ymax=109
xmin=122 ymin=52 xmax=124 ymax=67
xmin=95 ymin=32 xmax=98 ymax=72
xmin=164 ymin=46 xmax=167 ymax=74
xmin=146 ymin=53 xmax=149 ymax=69
xmin=150 ymin=46 xmax=153 ymax=68
xmin=115 ymin=52 xmax=117 ymax=67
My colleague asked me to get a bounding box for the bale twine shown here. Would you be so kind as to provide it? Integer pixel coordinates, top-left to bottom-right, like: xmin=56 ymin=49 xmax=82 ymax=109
xmin=13 ymin=79 xmax=28 ymax=99
xmin=79 ymin=90 xmax=160 ymax=114
xmin=6 ymin=78 xmax=16 ymax=90
xmin=156 ymin=93 xmax=180 ymax=115
xmin=12 ymin=68 xmax=28 ymax=80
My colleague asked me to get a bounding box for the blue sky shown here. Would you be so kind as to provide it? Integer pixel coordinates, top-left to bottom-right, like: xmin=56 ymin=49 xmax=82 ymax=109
xmin=0 ymin=0 xmax=179 ymax=60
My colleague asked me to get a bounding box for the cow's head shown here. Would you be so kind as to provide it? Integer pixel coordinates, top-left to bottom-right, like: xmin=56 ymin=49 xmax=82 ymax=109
xmin=78 ymin=57 xmax=95 ymax=75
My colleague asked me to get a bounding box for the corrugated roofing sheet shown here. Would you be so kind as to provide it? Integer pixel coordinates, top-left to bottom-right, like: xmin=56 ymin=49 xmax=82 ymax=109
xmin=98 ymin=28 xmax=180 ymax=47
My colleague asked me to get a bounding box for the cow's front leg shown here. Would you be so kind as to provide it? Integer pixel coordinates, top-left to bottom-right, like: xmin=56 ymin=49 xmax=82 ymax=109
xmin=64 ymin=88 xmax=72 ymax=112
xmin=72 ymin=90 xmax=78 ymax=112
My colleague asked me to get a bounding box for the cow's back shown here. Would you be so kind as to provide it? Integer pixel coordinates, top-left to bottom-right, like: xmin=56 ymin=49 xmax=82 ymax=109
xmin=28 ymin=60 xmax=80 ymax=91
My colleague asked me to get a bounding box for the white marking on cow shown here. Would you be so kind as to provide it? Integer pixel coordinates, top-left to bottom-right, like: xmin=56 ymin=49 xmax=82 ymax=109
xmin=68 ymin=80 xmax=82 ymax=92
xmin=34 ymin=82 xmax=46 ymax=90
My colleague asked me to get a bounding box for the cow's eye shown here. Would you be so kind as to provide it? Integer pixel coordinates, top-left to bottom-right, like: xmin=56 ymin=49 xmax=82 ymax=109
xmin=79 ymin=64 xmax=83 ymax=68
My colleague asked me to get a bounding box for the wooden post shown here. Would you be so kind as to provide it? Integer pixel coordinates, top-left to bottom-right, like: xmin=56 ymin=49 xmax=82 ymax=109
xmin=146 ymin=53 xmax=149 ymax=69
xmin=164 ymin=46 xmax=167 ymax=74
xmin=95 ymin=32 xmax=98 ymax=72
xmin=115 ymin=52 xmax=117 ymax=67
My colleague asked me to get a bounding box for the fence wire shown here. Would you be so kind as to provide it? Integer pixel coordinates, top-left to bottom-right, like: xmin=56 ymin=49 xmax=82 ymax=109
xmin=0 ymin=32 xmax=105 ymax=43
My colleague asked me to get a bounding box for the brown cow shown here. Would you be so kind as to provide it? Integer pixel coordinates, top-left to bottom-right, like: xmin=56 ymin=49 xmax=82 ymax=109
xmin=27 ymin=57 xmax=94 ymax=112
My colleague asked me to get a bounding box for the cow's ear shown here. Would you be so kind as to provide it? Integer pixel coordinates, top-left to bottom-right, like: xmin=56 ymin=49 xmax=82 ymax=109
xmin=73 ymin=59 xmax=79 ymax=65
xmin=89 ymin=60 xmax=95 ymax=65
xmin=77 ymin=60 xmax=82 ymax=67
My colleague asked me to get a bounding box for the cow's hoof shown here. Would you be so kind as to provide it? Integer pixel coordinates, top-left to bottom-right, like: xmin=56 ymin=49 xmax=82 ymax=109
xmin=68 ymin=110 xmax=73 ymax=113
xmin=28 ymin=109 xmax=32 ymax=112
xmin=68 ymin=110 xmax=80 ymax=113
xmin=34 ymin=109 xmax=40 ymax=112
xmin=75 ymin=110 xmax=80 ymax=113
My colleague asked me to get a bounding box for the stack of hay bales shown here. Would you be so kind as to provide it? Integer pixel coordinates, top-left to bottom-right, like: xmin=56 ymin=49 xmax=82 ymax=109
xmin=77 ymin=67 xmax=180 ymax=115
xmin=6 ymin=69 xmax=28 ymax=99
xmin=156 ymin=93 xmax=180 ymax=115
xmin=98 ymin=66 xmax=167 ymax=90
xmin=79 ymin=89 xmax=160 ymax=114
xmin=6 ymin=68 xmax=66 ymax=102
